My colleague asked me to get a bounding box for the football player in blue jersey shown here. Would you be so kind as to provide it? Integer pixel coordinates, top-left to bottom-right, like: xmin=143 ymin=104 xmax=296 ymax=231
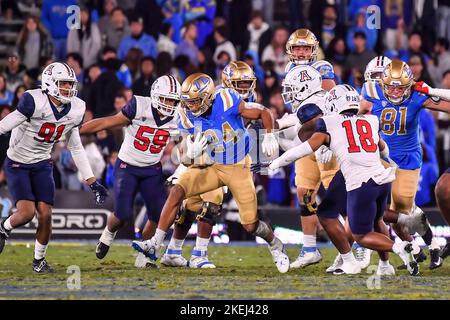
xmin=276 ymin=29 xmax=339 ymax=268
xmin=161 ymin=61 xmax=259 ymax=269
xmin=132 ymin=72 xmax=291 ymax=273
xmin=284 ymin=28 xmax=336 ymax=91
xmin=360 ymin=59 xmax=450 ymax=269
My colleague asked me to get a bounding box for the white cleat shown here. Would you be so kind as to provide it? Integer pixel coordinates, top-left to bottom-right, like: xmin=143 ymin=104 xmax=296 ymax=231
xmin=326 ymin=254 xmax=343 ymax=273
xmin=134 ymin=252 xmax=158 ymax=268
xmin=188 ymin=250 xmax=216 ymax=268
xmin=270 ymin=246 xmax=290 ymax=273
xmin=290 ymin=248 xmax=322 ymax=269
xmin=376 ymin=262 xmax=395 ymax=276
xmin=131 ymin=238 xmax=160 ymax=261
xmin=394 ymin=241 xmax=420 ymax=276
xmin=160 ymin=249 xmax=188 ymax=267
xmin=355 ymin=247 xmax=372 ymax=269
xmin=333 ymin=260 xmax=362 ymax=275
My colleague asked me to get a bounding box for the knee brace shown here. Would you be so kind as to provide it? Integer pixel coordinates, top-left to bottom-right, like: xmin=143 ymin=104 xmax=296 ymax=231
xmin=196 ymin=202 xmax=222 ymax=226
xmin=300 ymin=189 xmax=317 ymax=216
xmin=174 ymin=206 xmax=196 ymax=230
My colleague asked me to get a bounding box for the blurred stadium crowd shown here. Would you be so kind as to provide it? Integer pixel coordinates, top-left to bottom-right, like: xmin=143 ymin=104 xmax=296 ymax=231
xmin=0 ymin=0 xmax=449 ymax=210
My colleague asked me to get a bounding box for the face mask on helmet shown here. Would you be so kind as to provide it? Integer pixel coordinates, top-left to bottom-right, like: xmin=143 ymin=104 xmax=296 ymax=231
xmin=288 ymin=45 xmax=314 ymax=65
xmin=153 ymin=95 xmax=180 ymax=116
xmin=181 ymin=95 xmax=212 ymax=117
xmin=54 ymin=80 xmax=77 ymax=104
xmin=384 ymin=84 xmax=411 ymax=104
xmin=232 ymin=79 xmax=256 ymax=99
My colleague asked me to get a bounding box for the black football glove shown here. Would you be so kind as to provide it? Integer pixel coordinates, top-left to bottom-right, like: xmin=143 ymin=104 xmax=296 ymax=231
xmin=89 ymin=181 xmax=108 ymax=205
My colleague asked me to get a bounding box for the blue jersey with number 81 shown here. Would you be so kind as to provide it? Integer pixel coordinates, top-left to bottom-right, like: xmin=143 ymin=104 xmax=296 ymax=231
xmin=362 ymin=81 xmax=429 ymax=170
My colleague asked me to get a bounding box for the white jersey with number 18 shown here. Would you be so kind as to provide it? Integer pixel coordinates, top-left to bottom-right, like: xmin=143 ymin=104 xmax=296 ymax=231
xmin=319 ymin=113 xmax=395 ymax=191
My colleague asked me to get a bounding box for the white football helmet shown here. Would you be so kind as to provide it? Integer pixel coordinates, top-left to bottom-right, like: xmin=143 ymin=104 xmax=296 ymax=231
xmin=151 ymin=75 xmax=181 ymax=117
xmin=325 ymin=84 xmax=360 ymax=114
xmin=281 ymin=65 xmax=322 ymax=113
xmin=364 ymin=56 xmax=392 ymax=82
xmin=41 ymin=62 xmax=78 ymax=104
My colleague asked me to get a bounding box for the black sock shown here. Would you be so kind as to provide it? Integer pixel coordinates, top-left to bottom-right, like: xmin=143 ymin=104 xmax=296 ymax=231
xmin=422 ymin=227 xmax=433 ymax=246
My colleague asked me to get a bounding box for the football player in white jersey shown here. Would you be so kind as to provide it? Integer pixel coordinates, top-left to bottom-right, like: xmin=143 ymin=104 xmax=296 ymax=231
xmin=274 ymin=65 xmax=342 ymax=269
xmin=277 ymin=28 xmax=339 ymax=268
xmin=268 ymin=84 xmax=421 ymax=276
xmin=80 ymin=75 xmax=181 ymax=268
xmin=0 ymin=62 xmax=108 ymax=272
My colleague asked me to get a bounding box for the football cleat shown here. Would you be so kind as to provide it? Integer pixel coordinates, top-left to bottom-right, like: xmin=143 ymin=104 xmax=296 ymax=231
xmin=376 ymin=262 xmax=396 ymax=276
xmin=269 ymin=245 xmax=289 ymax=273
xmin=188 ymin=250 xmax=216 ymax=268
xmin=95 ymin=241 xmax=110 ymax=259
xmin=134 ymin=252 xmax=158 ymax=269
xmin=131 ymin=239 xmax=160 ymax=261
xmin=440 ymin=242 xmax=450 ymax=260
xmin=332 ymin=260 xmax=361 ymax=275
xmin=355 ymin=246 xmax=372 ymax=269
xmin=326 ymin=254 xmax=342 ymax=273
xmin=395 ymin=241 xmax=420 ymax=276
xmin=398 ymin=248 xmax=426 ymax=269
xmin=161 ymin=249 xmax=188 ymax=267
xmin=290 ymin=247 xmax=322 ymax=269
xmin=0 ymin=220 xmax=11 ymax=255
xmin=32 ymin=258 xmax=55 ymax=273
xmin=429 ymin=248 xmax=443 ymax=270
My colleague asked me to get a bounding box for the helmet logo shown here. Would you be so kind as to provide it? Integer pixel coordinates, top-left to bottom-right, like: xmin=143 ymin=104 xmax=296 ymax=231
xmin=44 ymin=65 xmax=54 ymax=76
xmin=223 ymin=65 xmax=233 ymax=78
xmin=298 ymin=70 xmax=312 ymax=82
xmin=193 ymin=76 xmax=211 ymax=93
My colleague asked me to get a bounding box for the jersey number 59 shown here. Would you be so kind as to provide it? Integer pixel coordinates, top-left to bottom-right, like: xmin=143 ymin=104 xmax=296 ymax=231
xmin=134 ymin=126 xmax=170 ymax=154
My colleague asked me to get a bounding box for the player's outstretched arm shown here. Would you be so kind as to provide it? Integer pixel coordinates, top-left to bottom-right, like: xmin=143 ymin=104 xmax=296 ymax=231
xmin=415 ymin=81 xmax=450 ymax=112
xmin=66 ymin=127 xmax=108 ymax=204
xmin=0 ymin=111 xmax=28 ymax=135
xmin=269 ymin=132 xmax=328 ymax=170
xmin=79 ymin=112 xmax=130 ymax=135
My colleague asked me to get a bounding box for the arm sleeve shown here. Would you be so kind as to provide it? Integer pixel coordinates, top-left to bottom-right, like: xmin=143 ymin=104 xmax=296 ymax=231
xmin=270 ymin=141 xmax=314 ymax=169
xmin=0 ymin=110 xmax=28 ymax=135
xmin=66 ymin=127 xmax=95 ymax=181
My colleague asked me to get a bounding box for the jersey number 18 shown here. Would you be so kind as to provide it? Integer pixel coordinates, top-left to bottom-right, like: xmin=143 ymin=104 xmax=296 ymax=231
xmin=342 ymin=119 xmax=377 ymax=153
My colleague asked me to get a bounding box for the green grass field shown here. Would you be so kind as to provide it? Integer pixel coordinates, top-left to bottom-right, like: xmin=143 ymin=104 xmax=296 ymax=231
xmin=0 ymin=242 xmax=449 ymax=300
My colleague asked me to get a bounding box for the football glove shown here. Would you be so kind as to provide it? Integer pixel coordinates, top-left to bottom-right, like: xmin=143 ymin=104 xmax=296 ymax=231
xmin=186 ymin=133 xmax=208 ymax=159
xmin=315 ymin=145 xmax=333 ymax=164
xmin=261 ymin=132 xmax=279 ymax=157
xmin=89 ymin=181 xmax=108 ymax=205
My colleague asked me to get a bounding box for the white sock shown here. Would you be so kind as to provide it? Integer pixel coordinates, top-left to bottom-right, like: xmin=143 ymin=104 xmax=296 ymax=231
xmin=34 ymin=240 xmax=48 ymax=260
xmin=378 ymin=259 xmax=390 ymax=267
xmin=168 ymin=237 xmax=185 ymax=251
xmin=99 ymin=227 xmax=117 ymax=246
xmin=429 ymin=238 xmax=440 ymax=250
xmin=194 ymin=236 xmax=210 ymax=252
xmin=3 ymin=217 xmax=13 ymax=231
xmin=303 ymin=235 xmax=316 ymax=248
xmin=154 ymin=228 xmax=167 ymax=246
xmin=341 ymin=251 xmax=356 ymax=263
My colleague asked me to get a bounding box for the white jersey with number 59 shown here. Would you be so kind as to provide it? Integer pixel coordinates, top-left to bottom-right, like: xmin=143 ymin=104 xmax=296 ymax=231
xmin=119 ymin=95 xmax=178 ymax=167
xmin=319 ymin=113 xmax=395 ymax=191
